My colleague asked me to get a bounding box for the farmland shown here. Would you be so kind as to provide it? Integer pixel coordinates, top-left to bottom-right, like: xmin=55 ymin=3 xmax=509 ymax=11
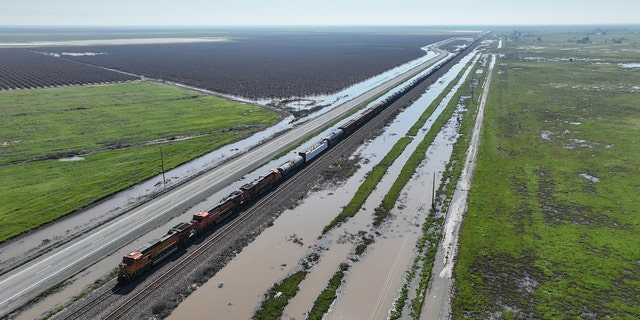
xmin=0 ymin=48 xmax=137 ymax=90
xmin=0 ymin=82 xmax=279 ymax=242
xmin=452 ymin=27 xmax=640 ymax=318
xmin=37 ymin=33 xmax=461 ymax=99
xmin=0 ymin=31 xmax=468 ymax=244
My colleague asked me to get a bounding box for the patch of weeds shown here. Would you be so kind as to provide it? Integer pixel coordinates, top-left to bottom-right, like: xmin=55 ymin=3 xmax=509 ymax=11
xmin=307 ymin=263 xmax=350 ymax=320
xmin=253 ymin=271 xmax=307 ymax=320
xmin=354 ymin=231 xmax=375 ymax=256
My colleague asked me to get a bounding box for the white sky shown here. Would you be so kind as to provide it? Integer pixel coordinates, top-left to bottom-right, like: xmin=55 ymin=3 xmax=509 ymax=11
xmin=0 ymin=0 xmax=638 ymax=26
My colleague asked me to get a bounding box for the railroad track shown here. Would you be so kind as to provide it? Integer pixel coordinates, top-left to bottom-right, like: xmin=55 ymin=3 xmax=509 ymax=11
xmin=103 ymin=206 xmax=254 ymax=319
xmin=58 ymin=93 xmax=395 ymax=320
xmin=59 ymin=281 xmax=123 ymax=320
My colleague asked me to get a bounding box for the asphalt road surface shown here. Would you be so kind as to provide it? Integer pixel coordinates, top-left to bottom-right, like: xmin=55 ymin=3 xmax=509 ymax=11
xmin=0 ymin=47 xmax=449 ymax=317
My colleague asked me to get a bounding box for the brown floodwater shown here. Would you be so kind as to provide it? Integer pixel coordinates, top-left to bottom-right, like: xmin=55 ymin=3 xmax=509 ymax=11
xmin=10 ymin=45 xmax=468 ymax=320
xmin=326 ymin=115 xmax=459 ymax=319
xmin=167 ymin=182 xmax=363 ymax=319
xmin=169 ymin=51 xmax=474 ymax=319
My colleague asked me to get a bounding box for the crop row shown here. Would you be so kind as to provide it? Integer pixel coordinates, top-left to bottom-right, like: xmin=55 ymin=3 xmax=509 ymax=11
xmin=38 ymin=33 xmax=461 ymax=99
xmin=0 ymin=48 xmax=138 ymax=90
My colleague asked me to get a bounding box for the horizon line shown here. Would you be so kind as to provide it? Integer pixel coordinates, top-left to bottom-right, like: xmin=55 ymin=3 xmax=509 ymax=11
xmin=1 ymin=23 xmax=639 ymax=28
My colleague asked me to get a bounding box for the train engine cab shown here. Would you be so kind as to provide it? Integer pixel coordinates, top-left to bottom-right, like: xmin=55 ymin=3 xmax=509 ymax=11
xmin=117 ymin=222 xmax=194 ymax=282
xmin=118 ymin=250 xmax=148 ymax=283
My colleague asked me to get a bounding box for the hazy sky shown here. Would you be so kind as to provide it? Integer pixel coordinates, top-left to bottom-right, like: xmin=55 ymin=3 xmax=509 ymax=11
xmin=1 ymin=0 xmax=637 ymax=26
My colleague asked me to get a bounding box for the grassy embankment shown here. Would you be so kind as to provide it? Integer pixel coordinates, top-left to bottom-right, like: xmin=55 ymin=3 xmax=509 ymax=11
xmin=0 ymin=82 xmax=279 ymax=243
xmin=452 ymin=28 xmax=640 ymax=318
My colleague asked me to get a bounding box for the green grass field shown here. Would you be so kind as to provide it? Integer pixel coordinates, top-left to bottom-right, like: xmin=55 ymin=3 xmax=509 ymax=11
xmin=0 ymin=82 xmax=279 ymax=243
xmin=452 ymin=27 xmax=640 ymax=318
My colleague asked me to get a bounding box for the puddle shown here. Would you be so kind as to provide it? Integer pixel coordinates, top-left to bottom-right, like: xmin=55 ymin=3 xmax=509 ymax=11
xmin=579 ymin=173 xmax=600 ymax=182
xmin=58 ymin=156 xmax=85 ymax=161
xmin=618 ymin=62 xmax=640 ymax=69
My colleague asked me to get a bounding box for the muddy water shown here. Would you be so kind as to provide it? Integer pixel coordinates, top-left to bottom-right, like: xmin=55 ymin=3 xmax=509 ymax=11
xmin=323 ymin=95 xmax=467 ymax=320
xmin=420 ymin=54 xmax=494 ymax=320
xmin=167 ymin=180 xmax=362 ymax=319
xmin=326 ymin=105 xmax=464 ymax=320
xmin=169 ymin=50 xmax=477 ymax=320
xmin=6 ymin=43 xmax=459 ymax=318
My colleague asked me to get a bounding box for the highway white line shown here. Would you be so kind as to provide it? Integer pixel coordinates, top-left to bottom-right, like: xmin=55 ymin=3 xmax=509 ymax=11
xmin=35 ymin=265 xmax=51 ymax=276
xmin=0 ymin=200 xmax=180 ymax=307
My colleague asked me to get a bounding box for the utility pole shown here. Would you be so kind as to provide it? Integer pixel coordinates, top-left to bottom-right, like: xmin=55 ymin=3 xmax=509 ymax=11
xmin=470 ymin=83 xmax=475 ymax=104
xmin=431 ymin=172 xmax=436 ymax=210
xmin=160 ymin=147 xmax=167 ymax=191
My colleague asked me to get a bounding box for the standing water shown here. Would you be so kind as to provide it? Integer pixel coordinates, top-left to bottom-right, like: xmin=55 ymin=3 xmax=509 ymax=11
xmin=169 ymin=50 xmax=480 ymax=319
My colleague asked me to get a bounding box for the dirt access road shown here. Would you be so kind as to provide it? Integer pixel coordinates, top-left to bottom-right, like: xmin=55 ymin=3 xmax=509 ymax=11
xmin=421 ymin=53 xmax=495 ymax=319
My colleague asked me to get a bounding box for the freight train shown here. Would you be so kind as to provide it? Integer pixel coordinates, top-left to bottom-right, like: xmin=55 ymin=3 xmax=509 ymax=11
xmin=116 ymin=94 xmax=397 ymax=282
xmin=116 ymin=45 xmax=471 ymax=282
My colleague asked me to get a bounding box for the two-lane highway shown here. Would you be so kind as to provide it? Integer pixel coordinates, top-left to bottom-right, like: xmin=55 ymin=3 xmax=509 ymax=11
xmin=0 ymin=46 xmax=449 ymax=317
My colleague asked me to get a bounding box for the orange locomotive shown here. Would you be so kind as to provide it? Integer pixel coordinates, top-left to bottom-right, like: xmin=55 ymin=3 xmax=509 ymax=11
xmin=118 ymin=222 xmax=194 ymax=282
xmin=191 ymin=190 xmax=243 ymax=234
xmin=240 ymin=169 xmax=282 ymax=201
xmin=191 ymin=169 xmax=283 ymax=234
xmin=117 ymin=169 xmax=284 ymax=283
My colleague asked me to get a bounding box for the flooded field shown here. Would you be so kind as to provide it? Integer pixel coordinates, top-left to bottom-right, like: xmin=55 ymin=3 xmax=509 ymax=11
xmin=0 ymin=37 xmax=229 ymax=47
xmin=0 ymin=32 xmax=482 ymax=319
xmin=0 ymin=44 xmax=445 ymax=282
xmin=2 ymin=39 xmax=462 ymax=319
xmin=169 ymin=51 xmax=479 ymax=319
